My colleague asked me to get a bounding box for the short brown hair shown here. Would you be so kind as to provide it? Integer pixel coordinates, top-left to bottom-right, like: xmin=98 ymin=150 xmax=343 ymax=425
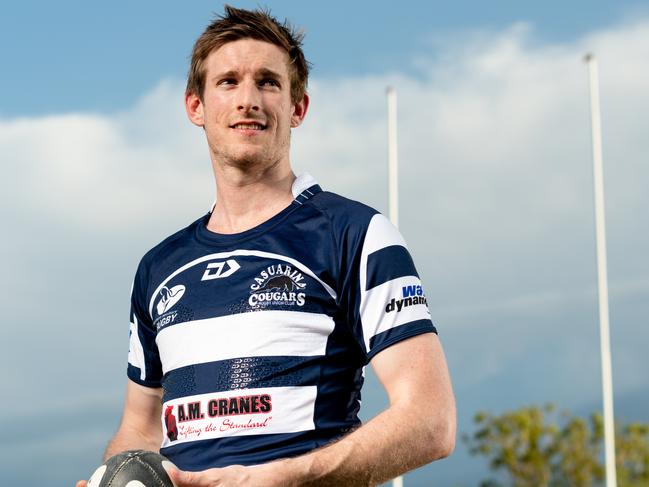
xmin=186 ymin=5 xmax=310 ymax=104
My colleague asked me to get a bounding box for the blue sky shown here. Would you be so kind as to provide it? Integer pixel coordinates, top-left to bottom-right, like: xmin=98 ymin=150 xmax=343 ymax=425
xmin=2 ymin=0 xmax=648 ymax=116
xmin=2 ymin=1 xmax=649 ymax=486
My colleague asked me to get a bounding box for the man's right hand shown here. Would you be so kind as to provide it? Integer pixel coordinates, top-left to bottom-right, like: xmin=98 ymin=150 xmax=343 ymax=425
xmin=75 ymin=481 xmax=87 ymax=487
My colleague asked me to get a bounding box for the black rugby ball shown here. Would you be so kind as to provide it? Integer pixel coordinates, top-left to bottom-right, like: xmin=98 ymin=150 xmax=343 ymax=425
xmin=87 ymin=450 xmax=177 ymax=487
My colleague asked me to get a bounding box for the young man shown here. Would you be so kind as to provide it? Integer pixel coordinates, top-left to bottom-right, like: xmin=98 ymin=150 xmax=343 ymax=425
xmin=79 ymin=6 xmax=455 ymax=486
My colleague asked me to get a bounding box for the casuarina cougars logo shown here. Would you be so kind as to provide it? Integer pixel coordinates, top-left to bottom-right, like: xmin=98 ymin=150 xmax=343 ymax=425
xmin=249 ymin=264 xmax=306 ymax=308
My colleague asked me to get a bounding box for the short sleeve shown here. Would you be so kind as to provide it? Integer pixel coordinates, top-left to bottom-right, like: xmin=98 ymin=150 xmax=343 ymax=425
xmin=354 ymin=214 xmax=436 ymax=360
xmin=127 ymin=259 xmax=163 ymax=387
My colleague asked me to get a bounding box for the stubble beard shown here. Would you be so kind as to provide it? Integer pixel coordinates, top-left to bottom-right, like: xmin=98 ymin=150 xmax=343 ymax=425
xmin=209 ymin=130 xmax=292 ymax=175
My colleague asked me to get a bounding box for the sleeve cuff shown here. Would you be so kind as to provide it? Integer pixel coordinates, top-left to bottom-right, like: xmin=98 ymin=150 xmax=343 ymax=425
xmin=367 ymin=319 xmax=437 ymax=361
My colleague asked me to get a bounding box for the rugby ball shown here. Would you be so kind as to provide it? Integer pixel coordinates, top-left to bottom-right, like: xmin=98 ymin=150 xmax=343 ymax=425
xmin=87 ymin=450 xmax=177 ymax=487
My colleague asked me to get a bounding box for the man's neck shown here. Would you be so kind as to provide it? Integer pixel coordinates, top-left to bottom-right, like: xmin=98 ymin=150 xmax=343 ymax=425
xmin=207 ymin=161 xmax=296 ymax=235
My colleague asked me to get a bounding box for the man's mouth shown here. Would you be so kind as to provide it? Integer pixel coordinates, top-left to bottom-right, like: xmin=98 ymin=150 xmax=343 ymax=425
xmin=230 ymin=122 xmax=266 ymax=130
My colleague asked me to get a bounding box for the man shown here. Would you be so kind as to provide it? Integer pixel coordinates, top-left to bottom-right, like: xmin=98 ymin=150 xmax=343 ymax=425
xmin=79 ymin=5 xmax=455 ymax=486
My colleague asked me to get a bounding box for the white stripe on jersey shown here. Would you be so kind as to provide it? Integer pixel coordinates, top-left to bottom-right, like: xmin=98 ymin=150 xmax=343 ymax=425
xmin=359 ymin=214 xmax=423 ymax=354
xmin=360 ymin=275 xmax=432 ymax=350
xmin=360 ymin=214 xmax=408 ymax=261
xmin=156 ymin=310 xmax=335 ymax=374
xmin=160 ymin=385 xmax=317 ymax=448
xmin=148 ymin=250 xmax=337 ymax=319
xmin=128 ymin=314 xmax=147 ymax=381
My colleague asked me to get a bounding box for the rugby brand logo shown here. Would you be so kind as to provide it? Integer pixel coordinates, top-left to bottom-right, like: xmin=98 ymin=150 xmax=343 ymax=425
xmin=385 ymin=285 xmax=428 ymax=313
xmin=201 ymin=259 xmax=240 ymax=281
xmin=156 ymin=285 xmax=186 ymax=315
xmin=249 ymin=263 xmax=307 ymax=308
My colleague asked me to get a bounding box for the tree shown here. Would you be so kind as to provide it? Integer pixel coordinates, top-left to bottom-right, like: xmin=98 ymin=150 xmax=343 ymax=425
xmin=616 ymin=422 xmax=649 ymax=486
xmin=463 ymin=404 xmax=649 ymax=486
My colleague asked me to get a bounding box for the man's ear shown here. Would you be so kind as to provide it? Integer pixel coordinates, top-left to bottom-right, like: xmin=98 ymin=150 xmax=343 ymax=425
xmin=185 ymin=92 xmax=205 ymax=127
xmin=290 ymin=92 xmax=310 ymax=128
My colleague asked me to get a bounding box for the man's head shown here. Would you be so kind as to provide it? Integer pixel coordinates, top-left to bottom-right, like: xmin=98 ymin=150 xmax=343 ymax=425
xmin=186 ymin=5 xmax=309 ymax=105
xmin=185 ymin=6 xmax=310 ymax=172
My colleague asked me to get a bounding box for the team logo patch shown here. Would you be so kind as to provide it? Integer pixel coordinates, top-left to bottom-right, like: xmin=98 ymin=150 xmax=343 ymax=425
xmin=154 ymin=284 xmax=194 ymax=331
xmin=156 ymin=285 xmax=185 ymax=315
xmin=248 ymin=264 xmax=306 ymax=308
xmin=385 ymin=285 xmax=428 ymax=313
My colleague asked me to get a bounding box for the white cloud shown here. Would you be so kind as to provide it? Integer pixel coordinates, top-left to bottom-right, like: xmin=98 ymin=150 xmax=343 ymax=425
xmin=2 ymin=80 xmax=212 ymax=233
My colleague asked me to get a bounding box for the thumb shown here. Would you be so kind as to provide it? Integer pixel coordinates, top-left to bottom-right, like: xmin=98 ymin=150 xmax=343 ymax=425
xmin=167 ymin=467 xmax=201 ymax=486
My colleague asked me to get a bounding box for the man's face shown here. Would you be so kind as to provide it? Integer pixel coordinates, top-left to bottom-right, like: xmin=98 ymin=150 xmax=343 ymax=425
xmin=186 ymin=39 xmax=308 ymax=171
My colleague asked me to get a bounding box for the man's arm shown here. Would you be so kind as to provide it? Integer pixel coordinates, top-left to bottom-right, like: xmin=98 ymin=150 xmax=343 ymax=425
xmin=294 ymin=332 xmax=455 ymax=485
xmin=104 ymin=379 xmax=164 ymax=460
xmin=170 ymin=332 xmax=455 ymax=486
xmin=76 ymin=380 xmax=163 ymax=487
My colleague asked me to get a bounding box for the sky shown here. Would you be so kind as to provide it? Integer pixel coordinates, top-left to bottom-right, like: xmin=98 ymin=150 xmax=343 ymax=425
xmin=2 ymin=1 xmax=649 ymax=485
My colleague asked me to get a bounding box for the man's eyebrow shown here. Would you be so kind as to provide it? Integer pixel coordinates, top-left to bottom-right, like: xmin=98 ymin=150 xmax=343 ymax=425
xmin=257 ymin=68 xmax=284 ymax=79
xmin=210 ymin=68 xmax=284 ymax=81
xmin=211 ymin=70 xmax=238 ymax=81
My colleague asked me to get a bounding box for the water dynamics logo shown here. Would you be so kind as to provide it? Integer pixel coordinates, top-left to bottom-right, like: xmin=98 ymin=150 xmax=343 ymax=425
xmin=385 ymin=284 xmax=428 ymax=313
xmin=248 ymin=264 xmax=307 ymax=308
xmin=156 ymin=285 xmax=186 ymax=316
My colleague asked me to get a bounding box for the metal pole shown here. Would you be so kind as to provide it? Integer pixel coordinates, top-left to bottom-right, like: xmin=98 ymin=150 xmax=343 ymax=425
xmin=386 ymin=86 xmax=403 ymax=487
xmin=584 ymin=53 xmax=617 ymax=487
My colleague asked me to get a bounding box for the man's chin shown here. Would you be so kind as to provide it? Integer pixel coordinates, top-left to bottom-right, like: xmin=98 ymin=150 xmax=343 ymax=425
xmin=220 ymin=151 xmax=277 ymax=170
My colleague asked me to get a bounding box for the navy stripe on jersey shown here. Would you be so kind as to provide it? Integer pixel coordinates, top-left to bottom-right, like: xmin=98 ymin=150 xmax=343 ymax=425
xmin=160 ymin=428 xmax=354 ymax=470
xmin=368 ymin=319 xmax=437 ymax=360
xmin=147 ymin=251 xmax=337 ymax=324
xmin=128 ymin=364 xmax=161 ymax=388
xmin=162 ymin=355 xmax=321 ymax=402
xmin=365 ymin=245 xmax=419 ymax=290
xmin=314 ymin=321 xmax=366 ymax=428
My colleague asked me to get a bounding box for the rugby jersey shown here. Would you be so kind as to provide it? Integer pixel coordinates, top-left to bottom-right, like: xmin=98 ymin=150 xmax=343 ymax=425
xmin=127 ymin=173 xmax=436 ymax=470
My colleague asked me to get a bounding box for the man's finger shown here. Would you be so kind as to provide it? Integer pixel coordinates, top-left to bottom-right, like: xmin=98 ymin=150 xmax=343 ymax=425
xmin=75 ymin=481 xmax=87 ymax=487
xmin=168 ymin=468 xmax=204 ymax=486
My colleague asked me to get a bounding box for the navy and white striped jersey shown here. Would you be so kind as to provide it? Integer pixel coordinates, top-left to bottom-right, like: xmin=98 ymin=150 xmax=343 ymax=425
xmin=127 ymin=173 xmax=436 ymax=470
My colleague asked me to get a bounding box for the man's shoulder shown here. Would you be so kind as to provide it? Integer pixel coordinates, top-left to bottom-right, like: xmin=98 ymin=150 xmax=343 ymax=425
xmin=137 ymin=214 xmax=206 ymax=272
xmin=307 ymin=189 xmax=406 ymax=259
xmin=308 ymin=190 xmax=379 ymax=231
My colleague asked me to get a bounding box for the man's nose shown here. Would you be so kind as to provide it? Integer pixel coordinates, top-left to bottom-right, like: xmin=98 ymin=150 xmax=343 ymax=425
xmin=237 ymin=80 xmax=261 ymax=112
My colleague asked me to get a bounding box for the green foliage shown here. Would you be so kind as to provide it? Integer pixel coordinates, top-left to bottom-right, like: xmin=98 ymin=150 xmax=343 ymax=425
xmin=463 ymin=405 xmax=649 ymax=487
xmin=616 ymin=423 xmax=649 ymax=486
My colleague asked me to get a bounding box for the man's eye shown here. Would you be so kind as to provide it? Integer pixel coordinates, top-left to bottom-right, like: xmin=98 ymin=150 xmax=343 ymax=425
xmin=260 ymin=78 xmax=279 ymax=87
xmin=218 ymin=78 xmax=236 ymax=86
